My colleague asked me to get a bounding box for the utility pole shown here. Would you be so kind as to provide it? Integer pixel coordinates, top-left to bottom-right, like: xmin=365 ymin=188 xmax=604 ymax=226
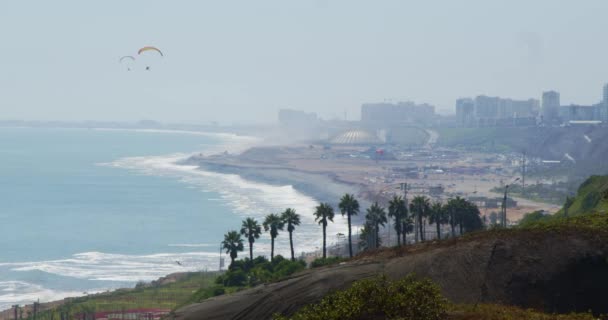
xmin=501 ymin=185 xmax=509 ymax=228
xmin=219 ymin=242 xmax=223 ymax=272
xmin=522 ymin=151 xmax=526 ymax=196
xmin=402 ymin=183 xmax=417 ymax=243
xmin=401 ymin=182 xmax=408 ymax=244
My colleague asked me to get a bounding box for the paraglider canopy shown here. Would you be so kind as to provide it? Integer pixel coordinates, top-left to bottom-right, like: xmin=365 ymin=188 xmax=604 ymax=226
xmin=119 ymin=56 xmax=135 ymax=63
xmin=138 ymin=46 xmax=163 ymax=57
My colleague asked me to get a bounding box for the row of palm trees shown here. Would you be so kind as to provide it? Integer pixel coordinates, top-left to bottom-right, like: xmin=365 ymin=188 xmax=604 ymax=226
xmin=221 ymin=193 xmax=481 ymax=266
xmin=362 ymin=195 xmax=482 ymax=248
xmin=222 ymin=208 xmax=301 ymax=265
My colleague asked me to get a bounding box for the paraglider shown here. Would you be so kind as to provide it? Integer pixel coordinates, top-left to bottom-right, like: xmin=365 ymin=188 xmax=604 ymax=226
xmin=119 ymin=55 xmax=135 ymax=63
xmin=137 ymin=46 xmax=163 ymax=70
xmin=119 ymin=55 xmax=136 ymax=71
xmin=138 ymin=46 xmax=163 ymax=57
xmin=118 ymin=46 xmax=164 ymax=72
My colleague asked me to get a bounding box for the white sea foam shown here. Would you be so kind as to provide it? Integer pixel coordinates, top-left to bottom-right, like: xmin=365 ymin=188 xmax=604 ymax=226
xmin=0 ymin=281 xmax=101 ymax=310
xmin=103 ymin=152 xmax=349 ymax=258
xmin=1 ymin=251 xmax=217 ymax=282
xmin=168 ymin=243 xmax=215 ymax=248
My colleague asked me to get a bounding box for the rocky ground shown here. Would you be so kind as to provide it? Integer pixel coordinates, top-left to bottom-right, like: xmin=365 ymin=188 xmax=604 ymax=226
xmin=175 ymin=228 xmax=608 ymax=320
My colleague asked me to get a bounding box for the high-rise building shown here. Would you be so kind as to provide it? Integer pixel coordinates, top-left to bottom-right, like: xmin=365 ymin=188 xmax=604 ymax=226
xmin=361 ymin=101 xmax=436 ymax=125
xmin=474 ymin=95 xmax=538 ymax=122
xmin=541 ymin=91 xmax=560 ymax=124
xmin=474 ymin=95 xmax=500 ymax=120
xmin=455 ymin=98 xmax=475 ymax=127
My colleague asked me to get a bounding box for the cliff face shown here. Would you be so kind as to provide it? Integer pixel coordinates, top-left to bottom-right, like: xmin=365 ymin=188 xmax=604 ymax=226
xmin=175 ymin=230 xmax=608 ymax=320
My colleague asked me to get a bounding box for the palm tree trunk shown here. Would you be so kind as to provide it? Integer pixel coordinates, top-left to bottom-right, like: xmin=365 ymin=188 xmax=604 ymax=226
xmin=436 ymin=222 xmax=441 ymax=240
xmin=418 ymin=213 xmax=424 ymax=242
xmin=271 ymin=237 xmax=275 ymax=261
xmin=249 ymin=240 xmax=253 ymax=261
xmin=347 ymin=214 xmax=353 ymax=258
xmin=396 ymin=216 xmax=401 ymax=246
xmin=322 ymin=223 xmax=327 ymax=259
xmin=375 ymin=222 xmax=380 ymax=248
xmin=402 ymin=223 xmax=406 ymax=245
xmin=450 ymin=212 xmax=455 ymax=238
xmin=459 ymin=222 xmax=463 ymax=236
xmin=289 ymin=231 xmax=295 ymax=261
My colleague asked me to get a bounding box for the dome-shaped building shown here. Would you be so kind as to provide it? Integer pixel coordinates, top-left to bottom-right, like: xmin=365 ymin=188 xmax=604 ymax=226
xmin=329 ymin=129 xmax=381 ymax=145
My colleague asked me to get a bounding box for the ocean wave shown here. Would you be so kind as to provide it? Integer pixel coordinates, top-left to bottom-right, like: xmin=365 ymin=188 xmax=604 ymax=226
xmin=0 ymin=281 xmax=100 ymax=310
xmin=102 ymin=154 xmax=349 ymax=258
xmin=1 ymin=251 xmax=218 ymax=282
xmin=168 ymin=243 xmax=215 ymax=248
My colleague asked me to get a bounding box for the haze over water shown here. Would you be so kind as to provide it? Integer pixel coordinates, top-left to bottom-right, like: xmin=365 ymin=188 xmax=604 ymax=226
xmin=0 ymin=127 xmax=347 ymax=310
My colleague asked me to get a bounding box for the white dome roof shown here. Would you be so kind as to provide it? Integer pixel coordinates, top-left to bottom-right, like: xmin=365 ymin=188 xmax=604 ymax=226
xmin=329 ymin=129 xmax=381 ymax=145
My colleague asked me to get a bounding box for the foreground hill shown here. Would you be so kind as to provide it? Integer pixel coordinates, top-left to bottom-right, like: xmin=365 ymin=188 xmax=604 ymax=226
xmin=175 ymin=214 xmax=608 ymax=320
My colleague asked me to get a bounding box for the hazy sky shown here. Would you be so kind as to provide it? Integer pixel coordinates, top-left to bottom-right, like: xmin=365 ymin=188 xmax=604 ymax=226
xmin=1 ymin=1 xmax=607 ymax=124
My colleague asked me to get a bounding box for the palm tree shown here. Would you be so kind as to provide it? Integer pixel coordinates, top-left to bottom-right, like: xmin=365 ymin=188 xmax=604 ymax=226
xmin=222 ymin=230 xmax=244 ymax=266
xmin=263 ymin=213 xmax=284 ymax=261
xmin=460 ymin=200 xmax=484 ymax=234
xmin=410 ymin=196 xmax=430 ymax=242
xmin=313 ymin=203 xmax=335 ymax=259
xmin=428 ymin=202 xmax=447 ymax=240
xmin=445 ymin=197 xmax=464 ymax=237
xmin=339 ymin=194 xmax=360 ymax=258
xmin=365 ymin=202 xmax=387 ymax=248
xmin=281 ymin=208 xmax=301 ymax=261
xmin=402 ymin=216 xmax=414 ymax=244
xmin=388 ymin=196 xmax=407 ymax=246
xmin=240 ymin=217 xmax=262 ymax=261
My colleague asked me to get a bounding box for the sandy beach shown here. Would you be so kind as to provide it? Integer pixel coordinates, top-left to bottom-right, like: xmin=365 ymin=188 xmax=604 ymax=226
xmin=186 ymin=143 xmax=559 ymax=224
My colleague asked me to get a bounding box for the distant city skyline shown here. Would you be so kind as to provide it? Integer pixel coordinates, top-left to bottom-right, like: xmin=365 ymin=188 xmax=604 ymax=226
xmin=1 ymin=1 xmax=608 ymax=124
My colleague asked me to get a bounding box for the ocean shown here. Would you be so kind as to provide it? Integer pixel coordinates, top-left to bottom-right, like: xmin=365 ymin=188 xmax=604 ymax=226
xmin=0 ymin=127 xmax=347 ymax=310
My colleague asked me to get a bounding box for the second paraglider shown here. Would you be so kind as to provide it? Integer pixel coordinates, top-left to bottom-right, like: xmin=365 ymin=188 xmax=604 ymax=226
xmin=138 ymin=46 xmax=163 ymax=71
xmin=119 ymin=55 xmax=136 ymax=71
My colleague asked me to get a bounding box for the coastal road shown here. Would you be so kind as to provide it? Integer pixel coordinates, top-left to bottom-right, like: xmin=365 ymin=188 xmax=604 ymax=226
xmin=424 ymin=129 xmax=439 ymax=149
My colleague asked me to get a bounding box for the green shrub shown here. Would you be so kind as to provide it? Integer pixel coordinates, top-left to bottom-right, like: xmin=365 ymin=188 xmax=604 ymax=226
xmin=519 ymin=211 xmax=552 ymax=227
xmin=211 ymin=286 xmax=225 ymax=296
xmin=273 ymin=275 xmax=447 ymax=320
xmin=273 ymin=259 xmax=306 ymax=278
xmin=310 ymin=257 xmax=344 ymax=268
xmin=219 ymin=255 xmax=305 ymax=288
xmin=223 ymin=270 xmax=247 ymax=287
xmin=188 ymin=285 xmax=226 ymax=303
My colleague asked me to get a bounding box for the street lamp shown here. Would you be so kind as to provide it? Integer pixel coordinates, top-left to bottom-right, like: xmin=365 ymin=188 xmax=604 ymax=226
xmin=219 ymin=242 xmax=225 ymax=272
xmin=501 ymin=177 xmax=520 ymax=227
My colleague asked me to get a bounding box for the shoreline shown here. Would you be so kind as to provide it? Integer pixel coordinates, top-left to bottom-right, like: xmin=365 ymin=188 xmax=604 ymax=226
xmin=0 ymin=159 xmax=361 ymax=318
xmin=196 ymin=162 xmax=369 ymax=208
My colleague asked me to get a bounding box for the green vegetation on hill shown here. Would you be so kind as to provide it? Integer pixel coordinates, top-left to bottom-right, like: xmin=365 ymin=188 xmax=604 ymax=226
xmin=449 ymin=304 xmax=597 ymax=320
xmin=273 ymin=276 xmax=599 ymax=320
xmin=27 ymin=272 xmax=219 ymax=320
xmin=273 ymin=275 xmax=447 ymax=320
xmin=559 ymin=175 xmax=608 ymax=216
xmin=215 ymin=255 xmax=306 ymax=288
xmin=519 ymin=175 xmax=608 ymax=227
